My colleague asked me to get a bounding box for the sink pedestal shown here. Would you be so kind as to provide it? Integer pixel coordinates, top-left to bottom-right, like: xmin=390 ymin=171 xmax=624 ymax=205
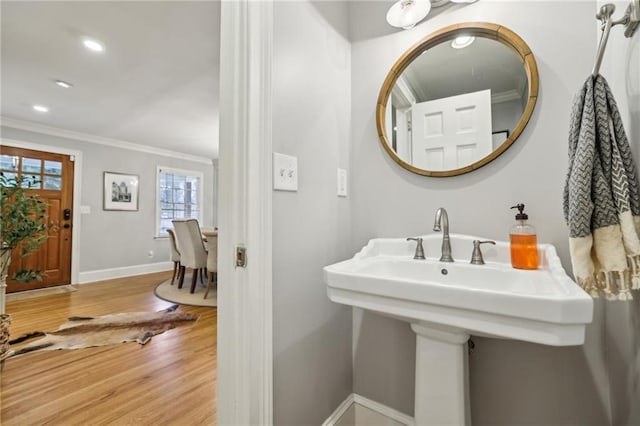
xmin=411 ymin=323 xmax=470 ymax=425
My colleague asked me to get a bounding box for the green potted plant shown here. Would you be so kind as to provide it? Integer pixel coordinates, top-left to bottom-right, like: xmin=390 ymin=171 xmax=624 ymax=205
xmin=0 ymin=173 xmax=49 ymax=361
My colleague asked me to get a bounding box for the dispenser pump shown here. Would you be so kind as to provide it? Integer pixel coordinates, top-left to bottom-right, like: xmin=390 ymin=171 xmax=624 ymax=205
xmin=511 ymin=203 xmax=528 ymax=220
xmin=509 ymin=203 xmax=538 ymax=270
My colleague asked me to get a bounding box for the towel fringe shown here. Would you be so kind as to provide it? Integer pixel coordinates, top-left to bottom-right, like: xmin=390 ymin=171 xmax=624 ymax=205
xmin=577 ymin=270 xmax=635 ymax=300
xmin=630 ymin=255 xmax=640 ymax=290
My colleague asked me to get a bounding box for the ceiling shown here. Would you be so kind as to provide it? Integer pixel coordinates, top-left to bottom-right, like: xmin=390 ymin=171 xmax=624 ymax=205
xmin=1 ymin=1 xmax=221 ymax=159
xmin=403 ymin=36 xmax=528 ymax=103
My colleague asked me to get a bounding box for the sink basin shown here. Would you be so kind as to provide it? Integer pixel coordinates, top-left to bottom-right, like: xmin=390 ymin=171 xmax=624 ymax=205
xmin=324 ymin=233 xmax=593 ymax=424
xmin=324 ymin=233 xmax=593 ymax=346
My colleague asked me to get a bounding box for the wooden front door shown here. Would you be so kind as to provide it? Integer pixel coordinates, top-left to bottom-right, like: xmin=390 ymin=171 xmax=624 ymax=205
xmin=0 ymin=146 xmax=74 ymax=292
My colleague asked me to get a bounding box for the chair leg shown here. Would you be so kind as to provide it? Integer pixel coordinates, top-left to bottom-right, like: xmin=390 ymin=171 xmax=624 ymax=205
xmin=190 ymin=269 xmax=198 ymax=294
xmin=177 ymin=265 xmax=186 ymax=289
xmin=204 ymin=271 xmax=213 ymax=299
xmin=171 ymin=261 xmax=178 ymax=285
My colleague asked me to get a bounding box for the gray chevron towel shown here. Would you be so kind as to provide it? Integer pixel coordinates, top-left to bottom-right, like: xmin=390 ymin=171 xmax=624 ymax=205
xmin=563 ymin=74 xmax=640 ymax=300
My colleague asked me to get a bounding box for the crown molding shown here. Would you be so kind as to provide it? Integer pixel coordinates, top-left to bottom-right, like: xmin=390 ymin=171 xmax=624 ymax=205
xmin=491 ymin=89 xmax=522 ymax=104
xmin=0 ymin=116 xmax=214 ymax=165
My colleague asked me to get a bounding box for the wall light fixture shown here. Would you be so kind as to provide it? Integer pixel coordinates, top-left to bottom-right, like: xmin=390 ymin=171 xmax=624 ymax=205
xmin=386 ymin=0 xmax=431 ymax=29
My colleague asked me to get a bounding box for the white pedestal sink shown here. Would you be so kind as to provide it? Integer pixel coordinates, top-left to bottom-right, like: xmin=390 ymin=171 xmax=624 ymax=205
xmin=323 ymin=234 xmax=593 ymax=425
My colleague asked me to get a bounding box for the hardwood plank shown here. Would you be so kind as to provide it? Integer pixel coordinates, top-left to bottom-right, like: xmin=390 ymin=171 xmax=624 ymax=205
xmin=1 ymin=271 xmax=216 ymax=425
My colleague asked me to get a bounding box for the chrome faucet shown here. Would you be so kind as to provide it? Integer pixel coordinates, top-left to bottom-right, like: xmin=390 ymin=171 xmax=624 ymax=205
xmin=433 ymin=207 xmax=454 ymax=262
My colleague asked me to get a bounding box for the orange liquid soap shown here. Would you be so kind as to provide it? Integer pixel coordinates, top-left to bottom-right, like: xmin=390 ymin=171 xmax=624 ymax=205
xmin=510 ymin=233 xmax=539 ymax=270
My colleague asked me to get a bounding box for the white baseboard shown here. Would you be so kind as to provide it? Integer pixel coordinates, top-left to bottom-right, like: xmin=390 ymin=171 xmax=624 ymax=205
xmin=323 ymin=393 xmax=414 ymax=426
xmin=78 ymin=262 xmax=173 ymax=284
xmin=323 ymin=394 xmax=356 ymax=426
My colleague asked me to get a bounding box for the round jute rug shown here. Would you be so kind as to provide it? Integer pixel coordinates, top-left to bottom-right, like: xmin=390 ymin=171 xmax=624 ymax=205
xmin=153 ymin=273 xmax=217 ymax=308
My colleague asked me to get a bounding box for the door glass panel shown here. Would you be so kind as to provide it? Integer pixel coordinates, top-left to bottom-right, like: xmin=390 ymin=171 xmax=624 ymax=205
xmin=21 ymin=174 xmax=41 ymax=189
xmin=43 ymin=176 xmax=62 ymax=190
xmin=0 ymin=155 xmax=18 ymax=170
xmin=22 ymin=157 xmax=42 ymax=173
xmin=44 ymin=160 xmax=62 ymax=175
xmin=1 ymin=172 xmax=18 ymax=182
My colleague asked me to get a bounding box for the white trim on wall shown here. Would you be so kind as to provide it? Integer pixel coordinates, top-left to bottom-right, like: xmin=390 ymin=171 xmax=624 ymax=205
xmin=78 ymin=261 xmax=172 ymax=284
xmin=322 ymin=394 xmax=356 ymax=426
xmin=0 ymin=138 xmax=83 ymax=285
xmin=323 ymin=394 xmax=415 ymax=426
xmin=1 ymin=117 xmax=214 ymax=165
xmin=217 ymin=0 xmax=273 ymax=424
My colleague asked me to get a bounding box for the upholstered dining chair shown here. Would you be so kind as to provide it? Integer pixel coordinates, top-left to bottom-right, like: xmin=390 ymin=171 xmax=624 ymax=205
xmin=166 ymin=229 xmax=181 ymax=285
xmin=171 ymin=219 xmax=208 ymax=294
xmin=204 ymin=231 xmax=217 ymax=299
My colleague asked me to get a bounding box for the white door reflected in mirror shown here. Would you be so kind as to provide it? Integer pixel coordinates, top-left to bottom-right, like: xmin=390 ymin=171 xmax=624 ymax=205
xmin=408 ymin=89 xmax=492 ymax=170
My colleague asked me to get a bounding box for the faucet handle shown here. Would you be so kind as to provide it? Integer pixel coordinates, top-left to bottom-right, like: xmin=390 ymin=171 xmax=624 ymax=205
xmin=407 ymin=237 xmax=426 ymax=260
xmin=470 ymin=240 xmax=496 ymax=265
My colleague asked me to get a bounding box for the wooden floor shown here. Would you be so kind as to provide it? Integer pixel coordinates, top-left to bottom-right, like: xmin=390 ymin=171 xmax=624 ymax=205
xmin=0 ymin=271 xmax=217 ymax=425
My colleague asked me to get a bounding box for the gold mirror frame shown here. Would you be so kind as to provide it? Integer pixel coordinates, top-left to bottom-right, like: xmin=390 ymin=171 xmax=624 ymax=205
xmin=376 ymin=22 xmax=539 ymax=177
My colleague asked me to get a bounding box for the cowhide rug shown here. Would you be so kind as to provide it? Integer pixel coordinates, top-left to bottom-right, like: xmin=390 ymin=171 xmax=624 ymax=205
xmin=8 ymin=305 xmax=198 ymax=358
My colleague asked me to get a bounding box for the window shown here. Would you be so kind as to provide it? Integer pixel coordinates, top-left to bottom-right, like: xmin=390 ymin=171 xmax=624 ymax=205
xmin=156 ymin=166 xmax=204 ymax=237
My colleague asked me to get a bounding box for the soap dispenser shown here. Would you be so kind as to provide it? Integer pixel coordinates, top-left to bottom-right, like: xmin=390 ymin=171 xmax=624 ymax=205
xmin=509 ymin=203 xmax=539 ymax=270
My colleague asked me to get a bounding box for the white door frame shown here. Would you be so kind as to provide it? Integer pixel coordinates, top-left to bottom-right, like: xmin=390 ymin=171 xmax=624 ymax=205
xmin=0 ymin=138 xmax=83 ymax=286
xmin=217 ymin=1 xmax=273 ymax=424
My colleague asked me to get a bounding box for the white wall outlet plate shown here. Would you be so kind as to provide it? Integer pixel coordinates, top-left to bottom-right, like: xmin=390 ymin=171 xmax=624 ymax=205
xmin=337 ymin=168 xmax=347 ymax=197
xmin=273 ymin=152 xmax=298 ymax=191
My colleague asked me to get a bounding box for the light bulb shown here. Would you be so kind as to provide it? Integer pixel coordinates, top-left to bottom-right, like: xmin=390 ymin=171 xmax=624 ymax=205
xmin=55 ymin=80 xmax=73 ymax=88
xmin=451 ymin=35 xmax=475 ymax=49
xmin=83 ymin=38 xmax=105 ymax=52
xmin=386 ymin=0 xmax=431 ymax=29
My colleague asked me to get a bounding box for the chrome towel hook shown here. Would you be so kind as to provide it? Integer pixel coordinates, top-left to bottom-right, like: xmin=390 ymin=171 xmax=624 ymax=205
xmin=592 ymin=0 xmax=639 ymax=76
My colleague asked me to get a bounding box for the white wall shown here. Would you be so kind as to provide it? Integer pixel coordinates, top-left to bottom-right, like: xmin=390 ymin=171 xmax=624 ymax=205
xmin=599 ymin=1 xmax=640 ymax=424
xmin=1 ymin=125 xmax=215 ymax=278
xmin=272 ymin=2 xmax=353 ymax=424
xmin=349 ymin=1 xmax=611 ymax=423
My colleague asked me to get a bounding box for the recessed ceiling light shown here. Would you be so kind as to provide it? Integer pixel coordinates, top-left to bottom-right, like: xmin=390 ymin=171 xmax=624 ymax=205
xmin=54 ymin=79 xmax=73 ymax=89
xmin=82 ymin=38 xmax=105 ymax=52
xmin=451 ymin=35 xmax=475 ymax=49
xmin=33 ymin=105 xmax=49 ymax=113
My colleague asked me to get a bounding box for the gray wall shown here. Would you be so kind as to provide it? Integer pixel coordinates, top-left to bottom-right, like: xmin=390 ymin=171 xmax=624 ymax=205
xmin=272 ymin=1 xmax=353 ymax=424
xmin=600 ymin=1 xmax=640 ymax=424
xmin=1 ymin=126 xmax=215 ymax=274
xmin=349 ymin=1 xmax=612 ymax=424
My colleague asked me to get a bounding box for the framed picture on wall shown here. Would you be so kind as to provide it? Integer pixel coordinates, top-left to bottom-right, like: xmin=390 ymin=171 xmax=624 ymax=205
xmin=103 ymin=172 xmax=139 ymax=211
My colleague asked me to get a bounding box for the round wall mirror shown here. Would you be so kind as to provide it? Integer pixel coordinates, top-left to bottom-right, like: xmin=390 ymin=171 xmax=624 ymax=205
xmin=376 ymin=22 xmax=539 ymax=177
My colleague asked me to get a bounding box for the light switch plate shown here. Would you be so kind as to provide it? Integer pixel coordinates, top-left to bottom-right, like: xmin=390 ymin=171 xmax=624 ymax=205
xmin=80 ymin=205 xmax=91 ymax=214
xmin=337 ymin=168 xmax=347 ymax=197
xmin=273 ymin=152 xmax=298 ymax=191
